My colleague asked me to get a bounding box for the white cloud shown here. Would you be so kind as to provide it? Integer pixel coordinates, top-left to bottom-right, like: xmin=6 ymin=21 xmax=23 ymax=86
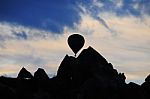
xmin=114 ymin=0 xmax=123 ymax=8
xmin=93 ymin=0 xmax=104 ymax=8
xmin=0 ymin=22 xmax=74 ymax=76
xmin=133 ymin=3 xmax=139 ymax=10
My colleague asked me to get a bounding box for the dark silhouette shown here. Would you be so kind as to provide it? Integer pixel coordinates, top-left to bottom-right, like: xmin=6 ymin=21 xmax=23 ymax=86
xmin=34 ymin=68 xmax=49 ymax=80
xmin=0 ymin=34 xmax=149 ymax=99
xmin=56 ymin=46 xmax=127 ymax=99
xmin=68 ymin=34 xmax=85 ymax=56
xmin=17 ymin=67 xmax=33 ymax=79
xmin=0 ymin=82 xmax=16 ymax=99
xmin=141 ymin=75 xmax=150 ymax=99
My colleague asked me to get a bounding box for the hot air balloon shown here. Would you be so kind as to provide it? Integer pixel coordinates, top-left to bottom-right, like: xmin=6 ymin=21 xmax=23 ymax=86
xmin=68 ymin=34 xmax=85 ymax=57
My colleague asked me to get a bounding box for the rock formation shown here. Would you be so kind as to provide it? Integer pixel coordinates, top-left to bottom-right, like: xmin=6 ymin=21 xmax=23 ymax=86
xmin=56 ymin=46 xmax=127 ymax=99
xmin=141 ymin=75 xmax=150 ymax=99
xmin=17 ymin=67 xmax=33 ymax=79
xmin=34 ymin=68 xmax=49 ymax=80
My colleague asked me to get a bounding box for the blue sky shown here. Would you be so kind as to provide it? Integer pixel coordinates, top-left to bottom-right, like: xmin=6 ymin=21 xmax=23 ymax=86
xmin=0 ymin=0 xmax=149 ymax=33
xmin=0 ymin=0 xmax=80 ymax=32
xmin=0 ymin=0 xmax=150 ymax=84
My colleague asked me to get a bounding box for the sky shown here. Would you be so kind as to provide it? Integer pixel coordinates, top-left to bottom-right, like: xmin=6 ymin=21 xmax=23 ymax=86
xmin=0 ymin=0 xmax=150 ymax=84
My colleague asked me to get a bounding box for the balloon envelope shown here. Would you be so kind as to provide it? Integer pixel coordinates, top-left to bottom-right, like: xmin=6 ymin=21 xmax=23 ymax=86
xmin=68 ymin=34 xmax=85 ymax=55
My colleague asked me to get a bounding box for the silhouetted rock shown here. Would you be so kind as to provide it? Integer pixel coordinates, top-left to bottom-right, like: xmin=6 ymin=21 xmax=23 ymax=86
xmin=122 ymin=82 xmax=145 ymax=99
xmin=34 ymin=68 xmax=49 ymax=80
xmin=118 ymin=73 xmax=126 ymax=83
xmin=145 ymin=74 xmax=150 ymax=82
xmin=58 ymin=46 xmax=126 ymax=85
xmin=141 ymin=75 xmax=150 ymax=99
xmin=76 ymin=46 xmax=123 ymax=86
xmin=142 ymin=75 xmax=150 ymax=89
xmin=57 ymin=55 xmax=76 ymax=84
xmin=56 ymin=46 xmax=127 ymax=99
xmin=17 ymin=67 xmax=33 ymax=79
